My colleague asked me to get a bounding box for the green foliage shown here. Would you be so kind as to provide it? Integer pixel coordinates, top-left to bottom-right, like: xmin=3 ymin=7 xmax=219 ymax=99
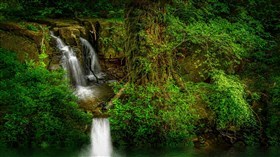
xmin=0 ymin=48 xmax=92 ymax=148
xmin=100 ymin=23 xmax=125 ymax=55
xmin=90 ymin=0 xmax=124 ymax=18
xmin=159 ymin=82 xmax=198 ymax=145
xmin=109 ymin=83 xmax=159 ymax=146
xmin=0 ymin=2 xmax=8 ymax=20
xmin=243 ymin=130 xmax=260 ymax=146
xmin=238 ymin=0 xmax=280 ymax=33
xmin=0 ymin=0 xmax=125 ymax=19
xmin=0 ymin=1 xmax=21 ymax=20
xmin=26 ymin=24 xmax=39 ymax=32
xmin=165 ymin=1 xmax=268 ymax=80
xmin=170 ymin=0 xmax=279 ymax=33
xmin=19 ymin=22 xmax=40 ymax=32
xmin=186 ymin=19 xmax=266 ymax=77
xmin=267 ymin=76 xmax=280 ymax=145
xmin=109 ymin=82 xmax=197 ymax=146
xmin=202 ymin=71 xmax=256 ymax=129
xmin=170 ymin=0 xmax=229 ymax=24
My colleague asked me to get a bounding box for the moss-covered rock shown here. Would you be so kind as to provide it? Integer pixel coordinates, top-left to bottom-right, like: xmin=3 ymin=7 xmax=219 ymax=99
xmin=0 ymin=21 xmax=56 ymax=68
xmin=0 ymin=30 xmax=38 ymax=61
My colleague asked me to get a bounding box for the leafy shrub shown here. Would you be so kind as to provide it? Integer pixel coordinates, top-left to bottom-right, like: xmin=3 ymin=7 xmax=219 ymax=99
xmin=109 ymin=82 xmax=197 ymax=146
xmin=0 ymin=48 xmax=91 ymax=148
xmin=203 ymin=70 xmax=255 ymax=129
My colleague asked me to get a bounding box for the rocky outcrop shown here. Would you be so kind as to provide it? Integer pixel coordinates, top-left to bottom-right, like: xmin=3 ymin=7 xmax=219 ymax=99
xmin=0 ymin=19 xmax=126 ymax=79
xmin=0 ymin=22 xmax=45 ymax=61
xmin=0 ymin=22 xmax=60 ymax=74
xmin=0 ymin=30 xmax=38 ymax=61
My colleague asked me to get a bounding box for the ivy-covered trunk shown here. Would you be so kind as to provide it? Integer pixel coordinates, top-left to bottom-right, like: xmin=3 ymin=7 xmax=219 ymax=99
xmin=124 ymin=0 xmax=174 ymax=86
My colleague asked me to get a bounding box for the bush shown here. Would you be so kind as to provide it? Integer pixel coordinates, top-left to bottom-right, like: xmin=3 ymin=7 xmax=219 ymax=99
xmin=203 ymin=71 xmax=256 ymax=129
xmin=109 ymin=82 xmax=197 ymax=146
xmin=0 ymin=48 xmax=91 ymax=148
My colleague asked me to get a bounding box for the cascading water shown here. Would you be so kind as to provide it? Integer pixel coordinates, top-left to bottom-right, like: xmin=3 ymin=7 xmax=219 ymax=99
xmin=51 ymin=32 xmax=114 ymax=157
xmin=80 ymin=37 xmax=105 ymax=81
xmin=90 ymin=118 xmax=113 ymax=157
xmin=51 ymin=33 xmax=86 ymax=86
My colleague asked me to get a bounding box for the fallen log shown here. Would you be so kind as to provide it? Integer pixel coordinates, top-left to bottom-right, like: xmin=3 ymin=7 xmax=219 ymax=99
xmin=105 ymin=82 xmax=128 ymax=110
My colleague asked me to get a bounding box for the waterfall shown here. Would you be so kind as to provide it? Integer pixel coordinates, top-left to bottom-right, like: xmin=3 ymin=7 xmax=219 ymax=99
xmin=51 ymin=33 xmax=86 ymax=86
xmin=52 ymin=33 xmax=113 ymax=156
xmin=90 ymin=118 xmax=113 ymax=157
xmin=80 ymin=37 xmax=105 ymax=81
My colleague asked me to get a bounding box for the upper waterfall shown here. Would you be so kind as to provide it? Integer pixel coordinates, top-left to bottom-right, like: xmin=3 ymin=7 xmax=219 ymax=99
xmin=51 ymin=33 xmax=86 ymax=86
xmin=80 ymin=37 xmax=105 ymax=81
xmin=51 ymin=32 xmax=109 ymax=100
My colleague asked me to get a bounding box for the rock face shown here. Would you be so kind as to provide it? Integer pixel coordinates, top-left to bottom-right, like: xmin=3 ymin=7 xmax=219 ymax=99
xmin=0 ymin=30 xmax=39 ymax=61
xmin=0 ymin=22 xmax=49 ymax=61
xmin=0 ymin=19 xmax=126 ymax=79
xmin=0 ymin=21 xmax=56 ymax=71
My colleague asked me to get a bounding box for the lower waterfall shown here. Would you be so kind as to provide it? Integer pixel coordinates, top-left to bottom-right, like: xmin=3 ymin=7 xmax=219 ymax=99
xmin=90 ymin=118 xmax=113 ymax=157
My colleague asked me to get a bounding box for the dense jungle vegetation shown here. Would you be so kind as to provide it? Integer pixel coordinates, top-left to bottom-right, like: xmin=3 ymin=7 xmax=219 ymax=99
xmin=0 ymin=0 xmax=280 ymax=148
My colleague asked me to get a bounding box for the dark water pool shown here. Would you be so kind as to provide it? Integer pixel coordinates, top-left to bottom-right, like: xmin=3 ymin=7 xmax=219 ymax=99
xmin=0 ymin=146 xmax=279 ymax=157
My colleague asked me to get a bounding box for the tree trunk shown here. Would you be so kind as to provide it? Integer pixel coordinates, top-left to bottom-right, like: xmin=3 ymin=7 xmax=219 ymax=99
xmin=124 ymin=0 xmax=173 ymax=86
